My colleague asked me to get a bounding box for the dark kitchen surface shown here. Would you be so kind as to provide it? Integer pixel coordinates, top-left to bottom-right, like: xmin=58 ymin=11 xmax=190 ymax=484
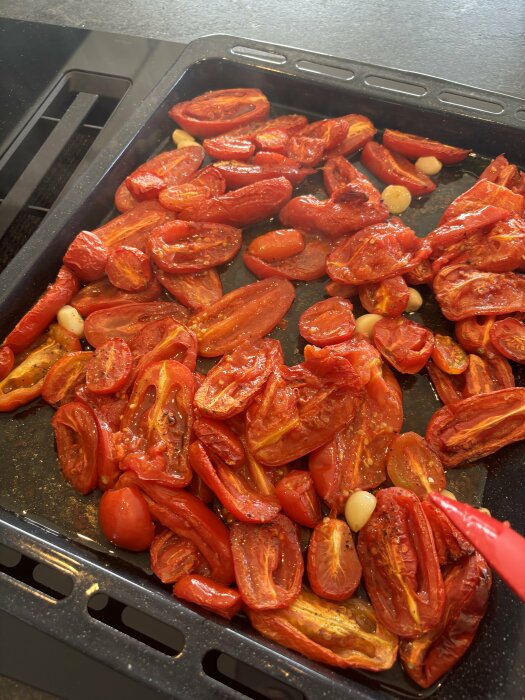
xmin=0 ymin=5 xmax=524 ymax=700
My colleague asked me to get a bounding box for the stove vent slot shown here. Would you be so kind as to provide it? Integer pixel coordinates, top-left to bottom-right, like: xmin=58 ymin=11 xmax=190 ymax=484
xmin=0 ymin=71 xmax=130 ymax=272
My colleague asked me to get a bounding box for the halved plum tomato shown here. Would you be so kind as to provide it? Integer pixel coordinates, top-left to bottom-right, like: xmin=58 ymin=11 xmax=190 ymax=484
xmin=469 ymin=216 xmax=525 ymax=273
xmin=148 ymin=220 xmax=242 ymax=274
xmin=324 ymin=114 xmax=377 ymax=158
xmin=247 ymin=588 xmax=398 ymax=671
xmin=173 ymin=574 xmax=242 ymax=620
xmin=440 ymin=179 xmax=524 ymax=223
xmin=158 ymin=165 xmax=226 ymax=212
xmin=382 ymin=129 xmax=470 ymax=164
xmin=454 ymin=315 xmax=497 ymax=356
xmin=71 ymin=276 xmax=162 ymax=317
xmin=489 ymin=317 xmax=525 ymax=363
xmin=433 ymin=264 xmax=525 ymax=321
xmin=287 ymin=117 xmax=348 ymax=166
xmin=194 ymin=338 xmax=283 ymax=419
xmin=63 ymin=230 xmax=108 ymax=282
xmin=116 ymin=360 xmax=194 ymax=487
xmin=421 ymin=501 xmax=474 ymax=566
xmin=3 ymin=265 xmax=79 ymax=355
xmin=178 ymin=177 xmax=293 ymax=228
xmin=0 ymin=324 xmax=81 ymax=412
xmin=373 ymin=316 xmax=434 ymax=374
xmin=243 ymin=232 xmax=333 ymax=282
xmin=114 ymin=181 xmax=139 ymax=213
xmin=169 ymin=88 xmax=270 ymax=138
xmin=307 ymin=518 xmax=362 ymax=601
xmin=299 ymin=297 xmax=355 ymax=346
xmin=51 ymin=401 xmax=99 ymax=495
xmin=93 ymin=200 xmax=173 ymax=252
xmin=150 ymin=528 xmax=202 ymax=584
xmin=83 ymin=301 xmax=190 ymax=348
xmin=128 ymin=317 xmax=197 ymax=377
xmin=386 ymin=432 xmax=446 ymax=499
xmin=326 ymin=218 xmax=431 ymax=285
xmin=246 ymin=229 xmax=305 ymax=262
xmin=118 ymin=470 xmax=234 ymax=584
xmin=431 ymin=334 xmax=469 ymax=374
xmin=462 ymin=353 xmax=514 ymax=399
xmin=124 ymin=145 xmax=204 ymax=200
xmin=426 ymin=360 xmax=464 ymax=406
xmin=0 ymin=346 xmax=15 ymax=381
xmin=357 ymin=487 xmax=445 ymax=637
xmin=105 ymin=245 xmax=152 ymax=292
xmin=193 ymin=417 xmax=245 ymax=469
xmin=275 ymin=469 xmax=322 ymax=528
xmin=211 ymin=157 xmax=314 ymax=189
xmin=358 ymin=276 xmax=410 ymax=317
xmin=399 ymin=552 xmax=491 ymax=688
xmin=479 ymin=153 xmax=525 ymax=193
xmin=425 ymin=387 xmax=525 ymax=467
xmin=323 ymin=155 xmax=382 ymax=204
xmin=42 ymin=351 xmax=93 ymax=406
xmin=98 ymin=486 xmax=155 ymax=551
xmin=361 ymin=141 xmax=436 ymax=196
xmin=156 ymin=268 xmax=222 ymax=312
xmin=85 ymin=338 xmax=133 ymax=395
xmin=189 ymin=277 xmax=295 ymax=357
xmin=230 ymin=514 xmax=303 ymax=610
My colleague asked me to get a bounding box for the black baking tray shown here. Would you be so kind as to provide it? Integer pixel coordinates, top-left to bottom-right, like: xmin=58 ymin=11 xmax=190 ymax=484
xmin=1 ymin=35 xmax=525 ymax=700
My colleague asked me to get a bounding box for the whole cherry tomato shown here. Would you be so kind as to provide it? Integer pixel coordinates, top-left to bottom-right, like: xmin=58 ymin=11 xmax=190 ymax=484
xmin=158 ymin=165 xmax=226 ymax=211
xmin=426 ymin=387 xmax=525 ymax=467
xmin=399 ymin=552 xmax=491 ymax=688
xmin=148 ymin=220 xmax=242 ymax=274
xmin=0 ymin=346 xmax=15 ymax=381
xmin=124 ymin=146 xmax=204 ymax=200
xmin=3 ymin=266 xmax=79 ymax=355
xmin=179 ymin=177 xmax=293 ymax=228
xmin=156 ymin=268 xmax=222 ymax=312
xmin=116 ymin=360 xmax=194 ymax=487
xmin=489 ymin=317 xmax=525 ymax=363
xmin=247 ymin=589 xmax=398 ymax=671
xmin=71 ymin=276 xmax=162 ymax=317
xmin=85 ymin=338 xmax=133 ymax=395
xmin=63 ymin=230 xmax=108 ymax=282
xmin=307 ymin=518 xmax=362 ymax=601
xmin=230 ymin=514 xmax=303 ymax=610
xmin=52 ymin=401 xmax=99 ymax=495
xmin=150 ymin=528 xmax=202 ymax=584
xmin=169 ymin=88 xmax=270 ymax=138
xmin=274 ymin=470 xmax=322 ymax=528
xmin=361 ymin=141 xmax=436 ymax=195
xmin=94 ymin=201 xmax=173 ymax=251
xmin=358 ymin=276 xmax=410 ymax=317
xmin=386 ymin=432 xmax=446 ymax=498
xmin=373 ymin=316 xmax=434 ymax=374
xmin=105 ymin=245 xmax=152 ymax=292
xmin=357 ymin=487 xmax=445 ymax=637
xmin=173 ymin=574 xmax=242 ymax=620
xmin=99 ymin=486 xmax=155 ymax=551
xmin=326 ymin=218 xmax=431 ymax=285
xmin=83 ymin=301 xmax=190 ymax=348
xmin=194 ymin=338 xmax=283 ymax=419
xmin=42 ymin=351 xmax=93 ymax=406
xmin=243 ymin=232 xmax=333 ymax=282
xmin=298 ymin=297 xmax=355 ymax=346
xmin=189 ymin=278 xmax=295 ymax=357
xmin=382 ymin=128 xmax=470 ymax=164
xmin=431 ymin=334 xmax=469 ymax=374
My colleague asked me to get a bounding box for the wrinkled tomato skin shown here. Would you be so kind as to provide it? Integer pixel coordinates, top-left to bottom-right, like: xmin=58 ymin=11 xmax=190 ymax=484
xmin=169 ymin=88 xmax=270 ymax=138
xmin=462 ymin=353 xmax=515 ymax=399
xmin=399 ymin=552 xmax=491 ymax=688
xmin=98 ymin=486 xmax=155 ymax=551
xmin=71 ymin=277 xmax=163 ymax=318
xmin=118 ymin=470 xmax=235 ymax=585
xmin=212 ymin=159 xmax=314 ymax=189
xmin=324 ymin=114 xmax=377 ymax=158
xmin=0 ymin=346 xmax=15 ymax=381
xmin=188 ymin=441 xmax=281 ymax=524
xmin=361 ymin=141 xmax=436 ymax=195
xmin=193 ymin=417 xmax=245 ymax=469
xmin=42 ymin=351 xmax=93 ymax=406
xmin=230 ymin=514 xmax=303 ymax=610
xmin=94 ymin=201 xmax=173 ymax=252
xmin=63 ymin=231 xmax=109 ymax=282
xmin=124 ymin=146 xmax=204 ymax=199
xmin=85 ymin=338 xmax=133 ymax=395
xmin=307 ymin=518 xmax=362 ymax=601
xmin=386 ymin=432 xmax=446 ymax=499
xmin=179 ymin=177 xmax=293 ymax=228
xmin=440 ymin=179 xmax=524 ymax=223
xmin=114 ymin=181 xmax=139 ymax=213
xmin=382 ymin=129 xmax=470 ymax=164
xmin=454 ymin=315 xmax=497 ymax=357
xmin=173 ymin=574 xmax=242 ymax=620
xmin=420 ymin=500 xmax=474 ymax=566
xmin=359 ymin=276 xmax=409 ymax=317
xmin=490 ymin=317 xmax=525 ymax=363
xmin=247 ymin=588 xmax=398 ymax=671
xmin=150 ymin=528 xmax=202 ymax=584
xmin=194 ymin=338 xmax=283 ymax=419
xmin=148 ymin=220 xmax=242 ymax=274
xmin=425 ymin=387 xmax=525 ymax=467
xmin=324 ymin=280 xmax=359 ymax=299
xmin=299 ymin=297 xmax=355 ymax=346
xmin=243 ymin=233 xmax=332 ymax=282
xmin=189 ymin=278 xmax=295 ymax=358
xmin=357 ymin=487 xmax=445 ymax=637
xmin=128 ymin=317 xmax=197 ymax=379
xmin=426 ymin=360 xmax=465 ymax=406
xmin=431 ymin=334 xmax=469 ymax=374
xmin=373 ymin=317 xmax=434 ymax=374
xmin=52 ymin=401 xmax=99 ymax=495
xmin=156 ymin=268 xmax=222 ymax=312
xmin=275 ymin=470 xmax=322 ymax=528
xmin=105 ymin=245 xmax=152 ymax=292
xmin=158 ymin=166 xmax=226 ymax=212
xmin=4 ymin=266 xmax=79 ymax=355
